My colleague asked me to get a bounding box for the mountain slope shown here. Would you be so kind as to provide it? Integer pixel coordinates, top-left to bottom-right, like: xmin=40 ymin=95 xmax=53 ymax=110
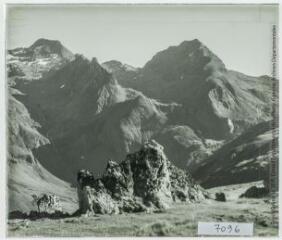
xmin=15 ymin=55 xmax=128 ymax=138
xmin=8 ymin=89 xmax=77 ymax=213
xmin=12 ymin=51 xmax=212 ymax=183
xmin=194 ymin=121 xmax=278 ymax=188
xmin=31 ymin=90 xmax=202 ymax=183
xmin=107 ymin=39 xmax=272 ymax=140
xmin=155 ymin=125 xmax=222 ymax=171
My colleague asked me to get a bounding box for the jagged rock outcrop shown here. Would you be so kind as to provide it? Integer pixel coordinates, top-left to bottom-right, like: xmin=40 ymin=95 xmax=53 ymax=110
xmin=168 ymin=163 xmax=205 ymax=202
xmin=77 ymin=140 xmax=205 ymax=215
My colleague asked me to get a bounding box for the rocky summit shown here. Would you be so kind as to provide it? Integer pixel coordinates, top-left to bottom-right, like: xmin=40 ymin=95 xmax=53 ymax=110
xmin=77 ymin=140 xmax=206 ymax=215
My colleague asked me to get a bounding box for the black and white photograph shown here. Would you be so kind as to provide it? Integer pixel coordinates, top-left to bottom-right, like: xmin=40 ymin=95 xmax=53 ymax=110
xmin=4 ymin=2 xmax=280 ymax=237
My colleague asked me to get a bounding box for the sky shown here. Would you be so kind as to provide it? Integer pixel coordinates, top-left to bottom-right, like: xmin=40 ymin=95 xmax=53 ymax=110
xmin=7 ymin=4 xmax=278 ymax=76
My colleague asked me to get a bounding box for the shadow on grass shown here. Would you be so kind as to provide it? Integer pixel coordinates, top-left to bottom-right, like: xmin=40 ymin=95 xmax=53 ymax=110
xmin=9 ymin=210 xmax=80 ymax=221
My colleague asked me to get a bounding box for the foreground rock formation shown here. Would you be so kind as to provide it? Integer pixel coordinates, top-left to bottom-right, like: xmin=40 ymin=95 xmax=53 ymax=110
xmin=77 ymin=140 xmax=206 ymax=215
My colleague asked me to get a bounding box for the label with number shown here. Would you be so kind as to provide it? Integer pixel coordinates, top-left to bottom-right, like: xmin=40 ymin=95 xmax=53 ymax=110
xmin=198 ymin=222 xmax=253 ymax=236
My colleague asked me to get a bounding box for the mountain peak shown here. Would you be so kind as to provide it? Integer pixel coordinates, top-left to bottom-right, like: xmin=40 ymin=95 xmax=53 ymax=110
xmin=29 ymin=38 xmax=62 ymax=49
xmin=179 ymin=39 xmax=221 ymax=60
xmin=143 ymin=39 xmax=225 ymax=77
xmin=102 ymin=60 xmax=138 ymax=73
xmin=29 ymin=38 xmax=74 ymax=60
xmin=179 ymin=39 xmax=202 ymax=48
xmin=103 ymin=60 xmax=123 ymax=67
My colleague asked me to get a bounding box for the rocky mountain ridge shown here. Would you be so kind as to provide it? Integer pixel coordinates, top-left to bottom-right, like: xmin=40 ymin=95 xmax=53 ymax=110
xmin=106 ymin=39 xmax=273 ymax=140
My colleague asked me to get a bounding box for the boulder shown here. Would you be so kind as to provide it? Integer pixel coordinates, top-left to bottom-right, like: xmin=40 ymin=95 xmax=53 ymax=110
xmin=240 ymin=186 xmax=269 ymax=198
xmin=215 ymin=192 xmax=226 ymax=202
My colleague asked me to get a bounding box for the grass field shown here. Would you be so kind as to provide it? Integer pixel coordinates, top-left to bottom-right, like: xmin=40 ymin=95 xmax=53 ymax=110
xmin=8 ymin=195 xmax=278 ymax=237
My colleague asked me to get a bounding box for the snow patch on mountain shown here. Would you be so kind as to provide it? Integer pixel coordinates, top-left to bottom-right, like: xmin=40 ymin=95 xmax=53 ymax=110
xmin=8 ymin=39 xmax=74 ymax=81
